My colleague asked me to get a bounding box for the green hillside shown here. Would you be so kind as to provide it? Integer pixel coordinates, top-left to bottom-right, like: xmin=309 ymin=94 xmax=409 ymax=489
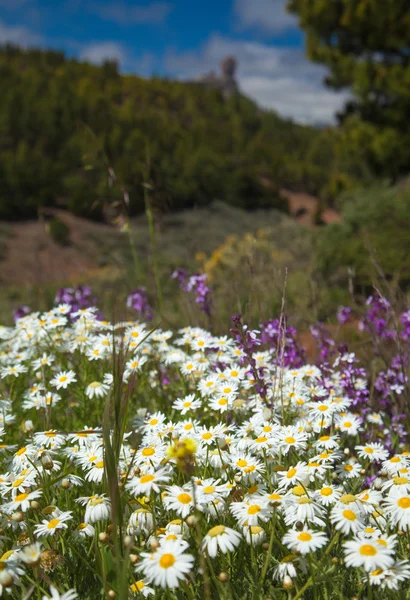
xmin=0 ymin=44 xmax=346 ymax=221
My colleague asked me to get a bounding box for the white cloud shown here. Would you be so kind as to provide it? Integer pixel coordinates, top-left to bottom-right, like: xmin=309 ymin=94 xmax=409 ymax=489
xmin=234 ymin=0 xmax=298 ymax=34
xmin=0 ymin=18 xmax=42 ymax=45
xmin=89 ymin=1 xmax=172 ymax=26
xmin=80 ymin=41 xmax=127 ymax=65
xmin=165 ymin=35 xmax=348 ymax=124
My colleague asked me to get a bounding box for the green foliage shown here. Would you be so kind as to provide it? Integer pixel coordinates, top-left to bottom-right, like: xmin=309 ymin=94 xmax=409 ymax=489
xmin=0 ymin=44 xmax=338 ymax=220
xmin=315 ymin=181 xmax=410 ymax=288
xmin=288 ymin=0 xmax=410 ymax=179
xmin=46 ymin=217 xmax=70 ymax=246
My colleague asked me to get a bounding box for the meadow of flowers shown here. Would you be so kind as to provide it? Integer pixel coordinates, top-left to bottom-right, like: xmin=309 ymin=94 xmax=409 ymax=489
xmin=1 ymin=284 xmax=410 ymax=599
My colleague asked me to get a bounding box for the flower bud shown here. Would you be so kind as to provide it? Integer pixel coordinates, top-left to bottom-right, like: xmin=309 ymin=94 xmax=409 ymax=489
xmin=99 ymin=532 xmax=109 ymax=544
xmin=11 ymin=511 xmax=24 ymax=523
xmin=24 ymin=420 xmax=34 ymax=433
xmin=129 ymin=554 xmax=139 ymax=564
xmin=30 ymin=501 xmax=40 ymax=510
xmin=304 ymin=424 xmax=313 ymax=433
xmin=149 ymin=538 xmax=159 ymax=550
xmin=41 ymin=452 xmax=53 ymax=470
xmin=218 ymin=572 xmax=229 ymax=583
xmin=283 ymin=576 xmax=293 ymax=590
xmin=123 ymin=535 xmax=134 ymax=549
xmin=186 ymin=515 xmax=198 ymax=527
xmin=107 ymin=591 xmax=115 ymax=599
xmin=61 ymin=479 xmax=71 ymax=490
xmin=0 ymin=570 xmax=14 ymax=587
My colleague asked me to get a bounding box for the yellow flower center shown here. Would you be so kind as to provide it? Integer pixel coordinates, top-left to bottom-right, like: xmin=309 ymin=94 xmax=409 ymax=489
xmin=207 ymin=525 xmax=225 ymax=537
xmin=12 ymin=478 xmax=25 ymax=488
xmin=342 ymin=509 xmax=356 ymax=521
xmin=237 ymin=459 xmax=247 ymax=467
xmin=287 ymin=468 xmax=297 ymax=478
xmin=372 ymin=569 xmax=383 ymax=576
xmin=15 ymin=493 xmax=29 ymax=502
xmin=140 ymin=474 xmax=155 ymax=484
xmin=47 ymin=519 xmax=61 ymax=529
xmin=340 ymin=494 xmax=356 ymax=504
xmin=142 ymin=448 xmax=155 ymax=457
xmin=203 ymin=486 xmax=215 ymax=494
xmin=16 ymin=447 xmax=27 ymax=456
xmin=255 ymin=436 xmax=267 ymax=443
xmin=297 ymin=532 xmax=312 ymax=542
xmin=398 ymin=497 xmax=410 ymax=509
xmin=202 ymin=433 xmax=212 ymax=440
xmin=360 ymin=545 xmax=377 ymax=556
xmin=159 ymin=553 xmax=176 ymax=568
xmin=177 ymin=493 xmax=192 ymax=505
xmin=247 ymin=505 xmax=261 ymax=515
xmin=59 ymin=376 xmax=67 ymax=383
xmin=320 ymin=487 xmax=333 ymax=497
xmin=284 ymin=437 xmax=296 ymax=444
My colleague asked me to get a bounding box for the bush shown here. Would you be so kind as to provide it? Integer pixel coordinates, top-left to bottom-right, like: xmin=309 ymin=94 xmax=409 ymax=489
xmin=47 ymin=217 xmax=70 ymax=246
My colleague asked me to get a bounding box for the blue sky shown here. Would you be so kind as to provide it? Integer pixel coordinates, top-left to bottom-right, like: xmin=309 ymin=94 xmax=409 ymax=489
xmin=0 ymin=0 xmax=347 ymax=123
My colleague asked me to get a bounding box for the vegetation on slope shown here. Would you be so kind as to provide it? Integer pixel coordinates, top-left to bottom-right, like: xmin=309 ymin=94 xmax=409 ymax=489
xmin=0 ymin=44 xmax=354 ymax=221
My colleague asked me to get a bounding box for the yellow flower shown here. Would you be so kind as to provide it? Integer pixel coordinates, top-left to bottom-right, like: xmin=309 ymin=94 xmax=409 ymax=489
xmin=166 ymin=438 xmax=197 ymax=460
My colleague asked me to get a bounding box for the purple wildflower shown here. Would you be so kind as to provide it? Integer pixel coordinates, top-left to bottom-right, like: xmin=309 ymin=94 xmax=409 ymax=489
xmin=127 ymin=287 xmax=153 ymax=321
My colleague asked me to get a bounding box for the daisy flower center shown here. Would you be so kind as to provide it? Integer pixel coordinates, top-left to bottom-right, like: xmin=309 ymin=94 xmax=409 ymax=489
xmin=208 ymin=525 xmax=225 ymax=537
xmin=285 ymin=437 xmax=296 ymax=444
xmin=59 ymin=376 xmax=67 ymax=383
xmin=48 ymin=519 xmax=61 ymax=529
xmin=140 ymin=474 xmax=155 ymax=484
xmin=177 ymin=493 xmax=192 ymax=504
xmin=203 ymin=486 xmax=215 ymax=494
xmin=321 ymin=487 xmax=333 ymax=496
xmin=142 ymin=448 xmax=155 ymax=456
xmin=287 ymin=468 xmax=297 ymax=478
xmin=398 ymin=497 xmax=410 ymax=509
xmin=159 ymin=554 xmax=176 ymax=569
xmin=15 ymin=492 xmax=28 ymax=501
xmin=202 ymin=433 xmax=212 ymax=440
xmin=360 ymin=544 xmax=377 ymax=556
xmin=342 ymin=509 xmax=356 ymax=521
xmin=12 ymin=478 xmax=25 ymax=488
xmin=298 ymin=532 xmax=312 ymax=542
xmin=393 ymin=477 xmax=408 ymax=485
xmin=247 ymin=505 xmax=261 ymax=515
xmin=237 ymin=459 xmax=247 ymax=467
